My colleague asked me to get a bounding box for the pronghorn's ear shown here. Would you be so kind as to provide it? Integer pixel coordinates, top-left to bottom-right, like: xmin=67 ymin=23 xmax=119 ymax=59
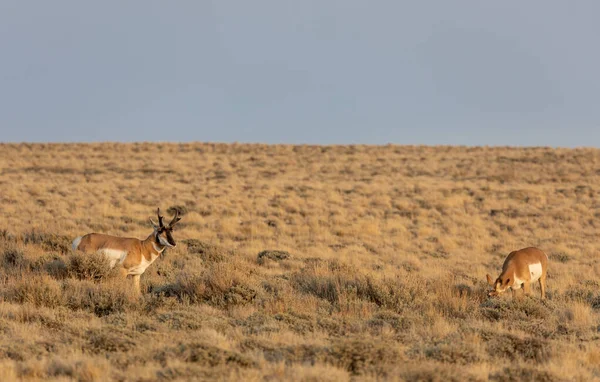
xmin=486 ymin=274 xmax=494 ymax=286
xmin=149 ymin=218 xmax=159 ymax=229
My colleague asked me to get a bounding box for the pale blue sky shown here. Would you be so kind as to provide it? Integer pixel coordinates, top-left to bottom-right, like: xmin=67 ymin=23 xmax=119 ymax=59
xmin=1 ymin=1 xmax=599 ymax=146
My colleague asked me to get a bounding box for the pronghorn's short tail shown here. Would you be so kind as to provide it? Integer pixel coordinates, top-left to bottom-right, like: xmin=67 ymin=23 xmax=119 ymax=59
xmin=72 ymin=236 xmax=82 ymax=251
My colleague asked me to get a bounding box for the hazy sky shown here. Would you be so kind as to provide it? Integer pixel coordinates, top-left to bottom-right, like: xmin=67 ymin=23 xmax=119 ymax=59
xmin=1 ymin=1 xmax=599 ymax=146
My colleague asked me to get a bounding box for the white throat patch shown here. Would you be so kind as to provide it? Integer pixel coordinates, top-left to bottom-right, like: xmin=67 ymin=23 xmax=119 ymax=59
xmin=152 ymin=242 xmax=166 ymax=253
xmin=157 ymin=234 xmax=174 ymax=248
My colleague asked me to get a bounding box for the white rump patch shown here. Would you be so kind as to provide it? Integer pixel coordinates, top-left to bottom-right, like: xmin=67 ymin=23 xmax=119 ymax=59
xmin=72 ymin=236 xmax=82 ymax=251
xmin=98 ymin=249 xmax=128 ymax=268
xmin=529 ymin=262 xmax=543 ymax=282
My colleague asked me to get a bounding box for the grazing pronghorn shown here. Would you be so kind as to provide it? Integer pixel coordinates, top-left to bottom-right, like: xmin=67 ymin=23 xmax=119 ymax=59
xmin=72 ymin=208 xmax=181 ymax=293
xmin=486 ymin=247 xmax=548 ymax=299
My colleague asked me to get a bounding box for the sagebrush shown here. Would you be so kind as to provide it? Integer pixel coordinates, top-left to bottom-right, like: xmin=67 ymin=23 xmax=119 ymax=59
xmin=0 ymin=143 xmax=599 ymax=381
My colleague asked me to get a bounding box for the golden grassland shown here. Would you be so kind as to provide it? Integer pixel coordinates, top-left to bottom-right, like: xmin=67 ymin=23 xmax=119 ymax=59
xmin=0 ymin=142 xmax=599 ymax=381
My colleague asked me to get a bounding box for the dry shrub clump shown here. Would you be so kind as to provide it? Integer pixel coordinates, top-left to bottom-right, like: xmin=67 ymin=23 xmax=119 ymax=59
xmin=183 ymin=239 xmax=230 ymax=263
xmin=423 ymin=340 xmax=483 ymax=365
xmin=16 ymin=358 xmax=106 ymax=382
xmin=243 ymin=337 xmax=400 ymax=376
xmin=85 ymin=327 xmax=137 ymax=353
xmin=479 ymin=297 xmax=560 ymax=337
xmin=156 ymin=261 xmax=258 ymax=308
xmin=63 ymin=279 xmax=139 ymax=317
xmin=154 ymin=342 xmax=256 ymax=368
xmin=325 ymin=337 xmax=401 ymax=375
xmin=67 ymin=251 xmax=115 ymax=280
xmin=0 ymin=143 xmax=599 ymax=380
xmin=563 ymin=280 xmax=600 ymax=309
xmin=489 ymin=366 xmax=567 ymax=382
xmin=291 ymin=259 xmax=429 ymax=314
xmin=257 ymin=249 xmax=293 ymax=265
xmin=22 ymin=230 xmax=72 ymax=254
xmin=480 ymin=330 xmax=551 ymax=363
xmin=1 ymin=246 xmax=25 ymax=269
xmin=2 ymin=275 xmax=64 ymax=308
xmin=398 ymin=362 xmax=483 ymax=382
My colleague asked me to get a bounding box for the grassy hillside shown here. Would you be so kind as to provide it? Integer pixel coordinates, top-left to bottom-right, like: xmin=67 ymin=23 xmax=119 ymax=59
xmin=0 ymin=143 xmax=599 ymax=381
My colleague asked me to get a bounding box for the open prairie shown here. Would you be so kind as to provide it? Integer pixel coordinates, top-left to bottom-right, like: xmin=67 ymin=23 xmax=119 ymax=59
xmin=1 ymin=143 xmax=599 ymax=381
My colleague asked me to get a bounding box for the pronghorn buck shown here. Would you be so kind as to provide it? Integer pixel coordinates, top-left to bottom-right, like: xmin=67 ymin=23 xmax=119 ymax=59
xmin=486 ymin=247 xmax=549 ymax=299
xmin=72 ymin=208 xmax=181 ymax=293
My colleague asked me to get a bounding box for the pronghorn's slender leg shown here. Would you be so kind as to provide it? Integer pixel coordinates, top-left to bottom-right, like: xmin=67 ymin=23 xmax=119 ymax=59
xmin=539 ymin=275 xmax=546 ymax=300
xmin=511 ymin=289 xmax=516 ymax=299
xmin=132 ymin=275 xmax=141 ymax=294
xmin=523 ymin=282 xmax=532 ymax=296
xmin=119 ymin=268 xmax=138 ymax=294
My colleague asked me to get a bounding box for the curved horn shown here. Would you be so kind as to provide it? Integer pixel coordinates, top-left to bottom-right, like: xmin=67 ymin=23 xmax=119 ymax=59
xmin=168 ymin=209 xmax=182 ymax=227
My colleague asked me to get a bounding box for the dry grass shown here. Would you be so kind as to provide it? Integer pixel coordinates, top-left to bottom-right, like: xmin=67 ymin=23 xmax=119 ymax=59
xmin=0 ymin=143 xmax=599 ymax=381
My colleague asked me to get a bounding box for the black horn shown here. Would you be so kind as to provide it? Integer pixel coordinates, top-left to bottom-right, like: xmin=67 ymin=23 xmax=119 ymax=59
xmin=157 ymin=208 xmax=166 ymax=228
xmin=168 ymin=209 xmax=181 ymax=227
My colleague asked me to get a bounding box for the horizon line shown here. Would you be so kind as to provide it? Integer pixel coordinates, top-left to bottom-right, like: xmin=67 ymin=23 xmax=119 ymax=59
xmin=0 ymin=140 xmax=598 ymax=150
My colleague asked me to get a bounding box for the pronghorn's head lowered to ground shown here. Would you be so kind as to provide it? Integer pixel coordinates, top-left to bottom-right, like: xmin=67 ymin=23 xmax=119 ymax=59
xmin=72 ymin=208 xmax=182 ymax=294
xmin=486 ymin=247 xmax=549 ymax=299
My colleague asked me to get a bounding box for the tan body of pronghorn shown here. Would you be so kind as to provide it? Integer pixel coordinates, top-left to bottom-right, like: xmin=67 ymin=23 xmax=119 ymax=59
xmin=486 ymin=247 xmax=548 ymax=299
xmin=72 ymin=208 xmax=181 ymax=293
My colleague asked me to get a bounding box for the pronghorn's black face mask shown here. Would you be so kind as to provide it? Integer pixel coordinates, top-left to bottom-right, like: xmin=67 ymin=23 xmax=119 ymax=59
xmin=155 ymin=226 xmax=177 ymax=247
xmin=150 ymin=208 xmax=182 ymax=248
